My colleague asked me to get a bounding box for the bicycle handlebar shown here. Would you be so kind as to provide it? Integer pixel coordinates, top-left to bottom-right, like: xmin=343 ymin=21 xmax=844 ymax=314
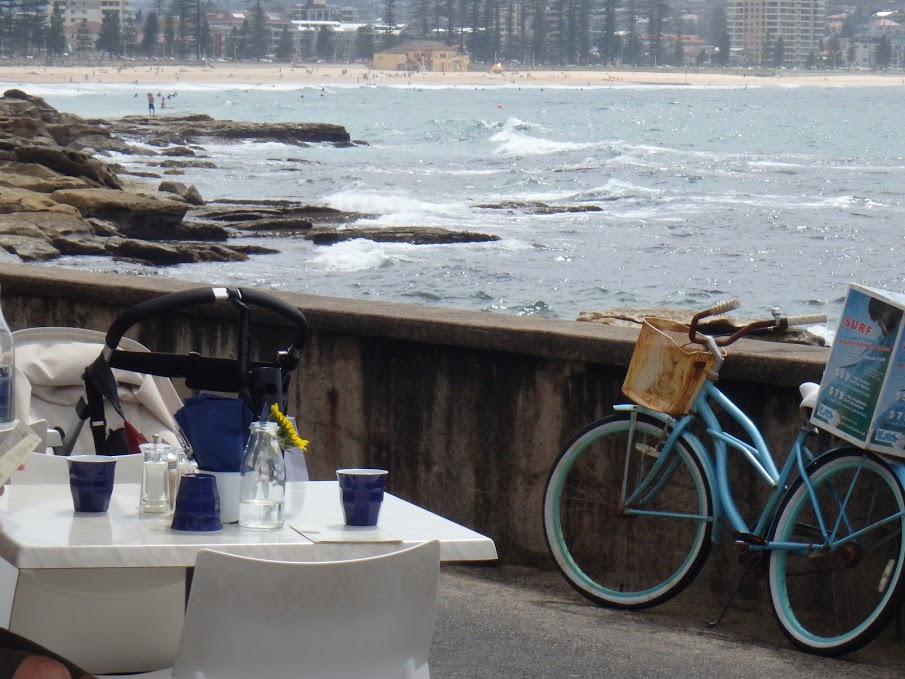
xmin=702 ymin=299 xmax=741 ymax=316
xmin=782 ymin=314 xmax=828 ymax=328
xmin=688 ymin=302 xmax=826 ymax=350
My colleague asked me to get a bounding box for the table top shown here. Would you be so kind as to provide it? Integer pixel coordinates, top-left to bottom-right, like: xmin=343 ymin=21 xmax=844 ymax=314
xmin=0 ymin=481 xmax=497 ymax=569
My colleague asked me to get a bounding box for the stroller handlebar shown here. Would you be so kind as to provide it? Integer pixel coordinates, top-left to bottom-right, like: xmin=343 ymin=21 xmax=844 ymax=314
xmin=105 ymin=287 xmax=309 ymax=353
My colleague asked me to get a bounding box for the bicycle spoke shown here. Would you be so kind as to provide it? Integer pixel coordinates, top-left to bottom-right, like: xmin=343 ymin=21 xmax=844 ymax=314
xmin=769 ymin=451 xmax=905 ymax=655
xmin=544 ymin=416 xmax=712 ymax=609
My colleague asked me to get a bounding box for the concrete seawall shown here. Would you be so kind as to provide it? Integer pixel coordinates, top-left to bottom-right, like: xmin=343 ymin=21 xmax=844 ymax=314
xmin=0 ymin=263 xmax=835 ymax=605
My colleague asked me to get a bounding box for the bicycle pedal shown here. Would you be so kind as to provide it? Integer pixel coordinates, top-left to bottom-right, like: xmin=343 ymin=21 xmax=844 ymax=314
xmin=733 ymin=532 xmax=768 ymax=546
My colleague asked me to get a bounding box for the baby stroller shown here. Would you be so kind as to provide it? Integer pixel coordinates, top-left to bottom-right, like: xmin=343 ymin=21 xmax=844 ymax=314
xmin=16 ymin=286 xmax=308 ymax=459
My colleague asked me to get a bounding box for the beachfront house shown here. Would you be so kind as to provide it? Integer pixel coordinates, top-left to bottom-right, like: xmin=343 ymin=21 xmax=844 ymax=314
xmin=372 ymin=40 xmax=469 ymax=72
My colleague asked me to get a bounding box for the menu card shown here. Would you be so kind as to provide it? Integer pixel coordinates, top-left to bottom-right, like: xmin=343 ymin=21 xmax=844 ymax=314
xmin=290 ymin=523 xmax=401 ymax=543
xmin=0 ymin=420 xmax=42 ymax=485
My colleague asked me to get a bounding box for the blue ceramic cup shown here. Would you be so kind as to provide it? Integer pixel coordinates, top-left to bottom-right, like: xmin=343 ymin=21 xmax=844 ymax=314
xmin=336 ymin=469 xmax=388 ymax=526
xmin=67 ymin=455 xmax=117 ymax=513
xmin=171 ymin=473 xmax=222 ymax=532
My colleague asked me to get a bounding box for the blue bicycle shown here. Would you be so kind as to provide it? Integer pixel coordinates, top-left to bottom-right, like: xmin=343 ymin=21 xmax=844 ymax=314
xmin=543 ymin=300 xmax=905 ymax=655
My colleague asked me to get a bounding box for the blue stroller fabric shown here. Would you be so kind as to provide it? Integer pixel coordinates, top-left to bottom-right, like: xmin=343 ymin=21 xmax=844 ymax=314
xmin=175 ymin=394 xmax=254 ymax=472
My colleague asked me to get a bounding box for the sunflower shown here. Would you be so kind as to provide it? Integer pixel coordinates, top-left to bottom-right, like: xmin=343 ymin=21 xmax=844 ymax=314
xmin=269 ymin=403 xmax=309 ymax=451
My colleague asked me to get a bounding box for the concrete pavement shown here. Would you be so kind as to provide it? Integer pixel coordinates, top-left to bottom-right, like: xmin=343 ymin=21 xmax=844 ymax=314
xmin=430 ymin=564 xmax=905 ymax=679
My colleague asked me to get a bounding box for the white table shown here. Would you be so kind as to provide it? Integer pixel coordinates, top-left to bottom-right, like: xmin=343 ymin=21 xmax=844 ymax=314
xmin=0 ymin=481 xmax=497 ymax=673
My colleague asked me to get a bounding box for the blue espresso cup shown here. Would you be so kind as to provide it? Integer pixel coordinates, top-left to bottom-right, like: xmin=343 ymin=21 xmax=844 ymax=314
xmin=171 ymin=473 xmax=222 ymax=532
xmin=68 ymin=455 xmax=117 ymax=513
xmin=336 ymin=469 xmax=388 ymax=527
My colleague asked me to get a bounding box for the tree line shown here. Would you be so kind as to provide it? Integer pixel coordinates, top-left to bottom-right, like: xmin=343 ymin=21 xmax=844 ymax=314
xmin=384 ymin=0 xmax=733 ymax=66
xmin=0 ymin=0 xmax=734 ymax=65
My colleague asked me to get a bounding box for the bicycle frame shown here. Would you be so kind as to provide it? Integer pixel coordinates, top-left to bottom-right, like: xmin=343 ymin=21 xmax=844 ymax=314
xmin=614 ymin=379 xmax=826 ymax=551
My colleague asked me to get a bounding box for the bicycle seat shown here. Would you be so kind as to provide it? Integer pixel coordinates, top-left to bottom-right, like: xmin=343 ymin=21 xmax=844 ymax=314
xmin=799 ymin=382 xmax=820 ymax=410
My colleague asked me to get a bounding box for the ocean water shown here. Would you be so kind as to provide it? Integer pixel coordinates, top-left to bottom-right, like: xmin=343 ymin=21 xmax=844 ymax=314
xmin=11 ymin=80 xmax=905 ymax=329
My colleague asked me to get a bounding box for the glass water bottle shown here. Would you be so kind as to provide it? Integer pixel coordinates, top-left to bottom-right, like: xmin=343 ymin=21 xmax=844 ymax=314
xmin=239 ymin=421 xmax=286 ymax=530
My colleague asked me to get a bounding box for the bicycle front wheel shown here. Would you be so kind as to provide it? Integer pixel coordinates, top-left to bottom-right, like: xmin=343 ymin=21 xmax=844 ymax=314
xmin=768 ymin=449 xmax=905 ymax=655
xmin=543 ymin=413 xmax=713 ymax=609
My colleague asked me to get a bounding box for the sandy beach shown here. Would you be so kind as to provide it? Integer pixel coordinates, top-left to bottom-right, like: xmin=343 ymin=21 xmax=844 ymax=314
xmin=0 ymin=62 xmax=904 ymax=88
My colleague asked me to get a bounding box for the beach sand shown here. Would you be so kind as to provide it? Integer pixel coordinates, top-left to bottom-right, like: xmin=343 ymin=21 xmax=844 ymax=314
xmin=1 ymin=62 xmax=904 ymax=88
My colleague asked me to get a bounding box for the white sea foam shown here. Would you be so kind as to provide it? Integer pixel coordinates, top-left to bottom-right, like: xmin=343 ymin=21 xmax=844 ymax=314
xmin=322 ymin=189 xmax=464 ymax=219
xmin=575 ymin=179 xmax=661 ymax=200
xmin=488 ymin=118 xmax=601 ymax=156
xmin=309 ymin=240 xmax=409 ymax=271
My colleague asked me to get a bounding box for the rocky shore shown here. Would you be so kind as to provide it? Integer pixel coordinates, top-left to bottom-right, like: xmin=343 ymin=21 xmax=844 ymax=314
xmin=0 ymin=88 xmax=500 ymax=267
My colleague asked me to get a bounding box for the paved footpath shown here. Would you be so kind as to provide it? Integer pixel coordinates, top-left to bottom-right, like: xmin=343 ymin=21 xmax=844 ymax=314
xmin=430 ymin=564 xmax=905 ymax=679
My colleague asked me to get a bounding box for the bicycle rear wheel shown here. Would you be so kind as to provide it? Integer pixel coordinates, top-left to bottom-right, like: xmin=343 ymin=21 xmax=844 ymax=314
xmin=768 ymin=449 xmax=905 ymax=655
xmin=543 ymin=413 xmax=713 ymax=609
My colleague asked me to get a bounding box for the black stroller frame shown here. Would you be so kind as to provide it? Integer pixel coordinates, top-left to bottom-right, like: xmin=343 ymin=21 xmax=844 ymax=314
xmin=69 ymin=286 xmax=309 ymax=456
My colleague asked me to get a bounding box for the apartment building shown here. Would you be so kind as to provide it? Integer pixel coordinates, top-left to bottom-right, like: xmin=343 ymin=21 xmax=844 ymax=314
xmin=727 ymin=0 xmax=825 ymax=67
xmin=51 ymin=0 xmax=133 ymax=28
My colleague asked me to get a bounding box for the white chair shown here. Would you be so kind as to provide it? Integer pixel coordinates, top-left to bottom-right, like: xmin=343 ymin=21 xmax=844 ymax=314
xmin=102 ymin=540 xmax=442 ymax=679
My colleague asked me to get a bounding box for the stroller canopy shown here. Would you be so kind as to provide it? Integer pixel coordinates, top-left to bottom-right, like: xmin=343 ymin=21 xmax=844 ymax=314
xmin=14 ymin=327 xmax=184 ymax=455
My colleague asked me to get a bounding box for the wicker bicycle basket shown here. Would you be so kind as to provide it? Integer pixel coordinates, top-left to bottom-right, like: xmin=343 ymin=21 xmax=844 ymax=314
xmin=622 ymin=317 xmax=718 ymax=415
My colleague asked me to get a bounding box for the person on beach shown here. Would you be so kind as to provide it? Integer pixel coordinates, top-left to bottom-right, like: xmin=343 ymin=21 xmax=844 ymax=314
xmin=147 ymin=92 xmax=155 ymax=116
xmin=160 ymin=95 xmax=165 ymax=110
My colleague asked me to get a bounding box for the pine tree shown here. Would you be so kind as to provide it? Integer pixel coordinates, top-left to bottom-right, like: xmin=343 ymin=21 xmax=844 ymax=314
xmin=0 ymin=1 xmax=13 ymax=57
xmin=717 ymin=31 xmax=730 ymax=67
xmin=121 ymin=12 xmax=137 ymax=56
xmin=96 ymin=10 xmax=123 ymax=57
xmin=46 ymin=3 xmax=66 ymax=55
xmin=142 ymin=11 xmax=159 ymax=56
xmin=164 ymin=14 xmax=175 ymax=57
xmin=315 ymin=24 xmax=334 ymax=60
xmin=75 ymin=18 xmax=93 ymax=54
xmin=623 ymin=0 xmax=638 ymax=65
xmin=276 ymin=23 xmax=293 ymax=60
xmin=170 ymin=0 xmax=191 ymax=58
xmin=646 ymin=0 xmax=667 ymax=66
xmin=412 ymin=0 xmax=431 ymax=38
xmin=673 ymin=22 xmax=683 ymax=66
xmin=250 ymin=0 xmax=268 ymax=58
xmin=530 ymin=0 xmax=544 ymax=64
xmin=199 ymin=16 xmax=211 ymax=58
xmin=772 ymin=35 xmax=784 ymax=68
xmin=601 ymin=0 xmax=618 ymax=65
xmin=10 ymin=0 xmax=50 ymax=57
xmin=709 ymin=4 xmax=726 ymax=47
xmin=878 ymin=35 xmax=891 ymax=68
xmin=383 ymin=0 xmax=396 ymax=49
xmin=805 ymin=48 xmax=817 ymax=69
xmin=354 ymin=24 xmax=375 ymax=60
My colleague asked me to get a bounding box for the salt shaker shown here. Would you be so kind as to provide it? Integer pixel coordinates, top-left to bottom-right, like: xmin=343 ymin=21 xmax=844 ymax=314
xmin=139 ymin=441 xmax=170 ymax=513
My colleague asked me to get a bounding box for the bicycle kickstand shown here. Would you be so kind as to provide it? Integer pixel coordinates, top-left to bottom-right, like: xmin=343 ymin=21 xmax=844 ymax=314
xmin=707 ymin=555 xmax=759 ymax=628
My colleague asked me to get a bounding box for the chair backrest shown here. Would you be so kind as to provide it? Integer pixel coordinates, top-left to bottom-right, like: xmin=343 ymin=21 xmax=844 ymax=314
xmin=12 ymin=451 xmax=143 ymax=485
xmin=174 ymin=541 xmax=441 ymax=679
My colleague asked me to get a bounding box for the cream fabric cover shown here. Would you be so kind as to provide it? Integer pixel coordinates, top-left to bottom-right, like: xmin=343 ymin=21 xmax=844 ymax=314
xmin=13 ymin=327 xmax=183 ymax=455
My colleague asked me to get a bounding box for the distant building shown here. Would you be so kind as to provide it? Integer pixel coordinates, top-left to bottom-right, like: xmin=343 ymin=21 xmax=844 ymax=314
xmin=727 ymin=0 xmax=826 ymax=67
xmin=51 ymin=0 xmax=134 ymax=30
xmin=290 ymin=0 xmax=356 ymax=23
xmin=867 ymin=18 xmax=903 ymax=38
xmin=372 ymin=40 xmax=469 ymax=72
